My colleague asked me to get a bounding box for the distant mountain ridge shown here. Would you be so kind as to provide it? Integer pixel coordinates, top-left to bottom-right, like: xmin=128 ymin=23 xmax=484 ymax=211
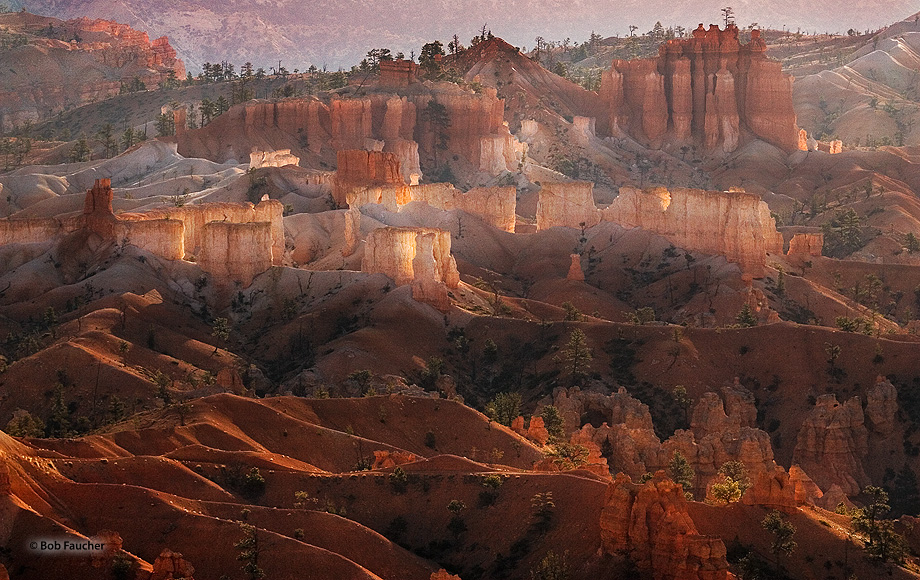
xmin=9 ymin=0 xmax=918 ymax=71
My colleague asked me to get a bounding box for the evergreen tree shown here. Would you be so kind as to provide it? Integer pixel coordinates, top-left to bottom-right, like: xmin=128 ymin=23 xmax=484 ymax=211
xmin=667 ymin=450 xmax=694 ymax=497
xmin=485 ymin=392 xmax=521 ymax=426
xmin=762 ymin=510 xmax=797 ymax=565
xmin=554 ymin=328 xmax=593 ymax=384
xmin=419 ymin=40 xmax=445 ymax=78
xmin=69 ymin=135 xmax=91 ymax=162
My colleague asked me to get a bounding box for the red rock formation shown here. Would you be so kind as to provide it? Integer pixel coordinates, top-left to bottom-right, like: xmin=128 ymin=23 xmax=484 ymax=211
xmin=787 ymin=233 xmax=824 ymax=256
xmin=0 ymin=14 xmax=185 ymax=130
xmin=741 ymin=465 xmax=823 ymax=509
xmin=0 ymin=563 xmax=8 ymax=580
xmin=603 ymin=186 xmax=783 ymax=278
xmin=798 ymin=128 xmax=809 ymax=151
xmin=379 ymin=59 xmax=418 ymax=88
xmin=430 ymin=570 xmax=461 ymax=580
xmin=362 ymin=227 xmax=460 ymax=311
xmin=84 ymin=178 xmax=117 ymax=237
xmin=792 ymin=394 xmax=870 ymax=496
xmin=527 ymin=416 xmax=550 ymax=446
xmin=510 ymin=415 xmax=526 ymax=435
xmin=866 ymin=377 xmax=898 ymax=436
xmin=334 ymin=150 xmax=405 ymax=206
xmin=372 ymin=450 xmax=419 ymax=469
xmin=149 ymin=549 xmax=195 ymax=580
xmin=600 ymin=24 xmax=797 ymax=154
xmin=600 ymin=473 xmax=729 ymax=580
xmin=566 ymin=254 xmax=585 ymax=281
xmin=0 ymin=460 xmax=10 ymax=496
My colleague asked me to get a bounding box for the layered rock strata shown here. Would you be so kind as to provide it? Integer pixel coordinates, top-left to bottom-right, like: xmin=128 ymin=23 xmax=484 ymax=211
xmin=249 ymin=149 xmax=300 ymax=169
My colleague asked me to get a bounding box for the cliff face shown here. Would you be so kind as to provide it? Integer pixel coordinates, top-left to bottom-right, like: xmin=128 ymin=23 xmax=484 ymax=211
xmin=333 ymin=150 xmax=405 ymax=207
xmin=361 ymin=227 xmax=460 ymax=311
xmin=0 ymin=179 xmax=281 ymax=286
xmin=176 ymin=87 xmax=524 ymax=179
xmin=0 ymin=12 xmax=184 ymax=131
xmin=536 ymin=182 xmax=783 ymax=278
xmin=249 ymin=149 xmax=300 ymax=169
xmin=600 ymin=25 xmax=797 ymax=154
xmin=600 ymin=473 xmax=729 ymax=580
xmin=535 ymin=181 xmax=600 ymax=231
xmin=603 ymin=186 xmax=783 ymax=278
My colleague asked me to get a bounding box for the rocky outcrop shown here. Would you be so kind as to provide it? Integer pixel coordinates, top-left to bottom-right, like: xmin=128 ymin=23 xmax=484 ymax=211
xmin=553 ymin=387 xmax=661 ymax=477
xmin=512 ymin=416 xmax=551 ymax=446
xmin=566 ymin=254 xmax=585 ymax=281
xmin=792 ymin=394 xmax=870 ymax=496
xmin=347 ymin=182 xmax=516 ymax=232
xmin=600 ymin=473 xmax=729 ymax=580
xmin=362 ymin=227 xmax=460 ymax=311
xmin=741 ymin=465 xmax=823 ymax=509
xmin=333 ymin=150 xmax=405 ymax=207
xmin=536 ymin=181 xmax=600 ymax=231
xmin=787 ymin=233 xmax=824 ymax=256
xmin=379 ymin=59 xmax=419 ymax=88
xmin=866 ymin=377 xmax=898 ymax=436
xmin=600 ymin=25 xmax=797 ymax=154
xmin=0 ymin=179 xmax=282 ymax=286
xmin=602 ymin=186 xmax=784 ymax=278
xmin=0 ymin=459 xmax=10 ymax=496
xmin=0 ymin=14 xmax=185 ymax=131
xmin=198 ymin=222 xmax=273 ymax=286
xmin=149 ymin=549 xmax=195 ymax=580
xmin=249 ymin=149 xmax=300 ymax=169
xmin=408 ymin=184 xmax=516 ymax=232
xmin=534 ymin=182 xmax=783 ymax=278
xmin=430 ymin=570 xmax=461 ymax=580
xmin=372 ymin=450 xmax=419 ymax=469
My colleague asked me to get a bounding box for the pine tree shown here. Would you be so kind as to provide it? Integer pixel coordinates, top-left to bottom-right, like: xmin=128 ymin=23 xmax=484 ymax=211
xmin=554 ymin=328 xmax=593 ymax=384
xmin=668 ymin=450 xmax=694 ymax=497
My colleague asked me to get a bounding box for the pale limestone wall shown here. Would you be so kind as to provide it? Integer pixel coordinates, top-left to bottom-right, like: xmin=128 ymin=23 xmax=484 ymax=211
xmin=124 ymin=199 xmax=283 ymax=265
xmin=602 ymin=186 xmax=783 ymax=278
xmin=362 ymin=226 xmax=459 ymax=311
xmin=536 ymin=181 xmax=600 ymax=231
xmin=118 ymin=219 xmax=185 ymax=260
xmin=249 ymin=149 xmax=300 ymax=169
xmin=0 ymin=218 xmax=69 ymax=246
xmin=198 ymin=221 xmax=273 ymax=286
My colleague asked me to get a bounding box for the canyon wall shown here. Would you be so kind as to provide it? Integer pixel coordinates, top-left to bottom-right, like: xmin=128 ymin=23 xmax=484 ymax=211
xmin=603 ymin=186 xmax=783 ymax=278
xmin=600 ymin=25 xmax=797 ymax=154
xmin=127 ymin=199 xmax=284 ymax=267
xmin=536 ymin=182 xmax=782 ymax=278
xmin=175 ymin=88 xmax=523 ymax=179
xmin=345 ymin=179 xmax=516 ymax=232
xmin=334 ymin=150 xmax=405 ymax=207
xmin=535 ymin=181 xmax=600 ymax=231
xmin=362 ymin=227 xmax=460 ymax=311
xmin=198 ymin=222 xmax=274 ymax=286
xmin=0 ymin=179 xmax=280 ymax=286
